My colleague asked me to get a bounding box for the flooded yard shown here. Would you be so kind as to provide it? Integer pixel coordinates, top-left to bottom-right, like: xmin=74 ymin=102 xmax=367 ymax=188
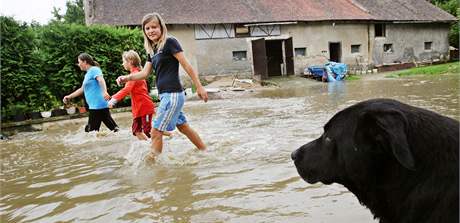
xmin=1 ymin=73 xmax=458 ymax=222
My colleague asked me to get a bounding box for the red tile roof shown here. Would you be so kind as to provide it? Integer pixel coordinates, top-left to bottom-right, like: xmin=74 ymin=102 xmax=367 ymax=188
xmin=86 ymin=0 xmax=372 ymax=25
xmin=353 ymin=0 xmax=457 ymax=22
xmin=86 ymin=0 xmax=456 ymax=25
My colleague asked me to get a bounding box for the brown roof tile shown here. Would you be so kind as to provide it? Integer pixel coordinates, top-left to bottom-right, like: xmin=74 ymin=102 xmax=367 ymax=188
xmin=86 ymin=0 xmax=456 ymax=25
xmin=86 ymin=0 xmax=372 ymax=25
xmin=353 ymin=0 xmax=456 ymax=22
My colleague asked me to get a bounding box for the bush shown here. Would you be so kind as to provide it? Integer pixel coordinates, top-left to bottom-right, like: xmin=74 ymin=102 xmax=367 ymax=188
xmin=36 ymin=23 xmax=149 ymax=100
xmin=0 ymin=17 xmax=53 ymax=119
xmin=1 ymin=16 xmax=154 ymax=120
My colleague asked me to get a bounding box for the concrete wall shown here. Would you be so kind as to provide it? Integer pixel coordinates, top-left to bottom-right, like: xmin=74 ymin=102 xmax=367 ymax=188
xmin=372 ymin=23 xmax=450 ymax=65
xmin=194 ymin=38 xmax=253 ymax=76
xmin=167 ymin=25 xmax=198 ymax=75
xmin=170 ymin=24 xmax=253 ymax=77
xmin=284 ymin=22 xmax=370 ymax=74
xmin=169 ymin=22 xmax=451 ymax=77
xmin=171 ymin=22 xmax=370 ymax=76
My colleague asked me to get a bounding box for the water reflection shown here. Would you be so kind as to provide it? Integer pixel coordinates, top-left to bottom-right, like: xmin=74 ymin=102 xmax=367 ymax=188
xmin=1 ymin=73 xmax=458 ymax=222
xmin=327 ymin=81 xmax=346 ymax=106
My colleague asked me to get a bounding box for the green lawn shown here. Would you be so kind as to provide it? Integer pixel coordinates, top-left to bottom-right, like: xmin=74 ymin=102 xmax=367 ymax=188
xmin=345 ymin=75 xmax=361 ymax=80
xmin=385 ymin=62 xmax=459 ymax=78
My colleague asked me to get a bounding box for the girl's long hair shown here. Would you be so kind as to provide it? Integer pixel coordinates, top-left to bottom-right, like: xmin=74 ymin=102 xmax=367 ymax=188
xmin=142 ymin=12 xmax=168 ymax=55
xmin=78 ymin=53 xmax=100 ymax=67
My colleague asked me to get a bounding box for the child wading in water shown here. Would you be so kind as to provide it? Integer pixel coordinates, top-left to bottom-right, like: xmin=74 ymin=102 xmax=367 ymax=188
xmin=109 ymin=50 xmax=171 ymax=140
xmin=63 ymin=53 xmax=119 ymax=132
xmin=117 ymin=13 xmax=208 ymax=161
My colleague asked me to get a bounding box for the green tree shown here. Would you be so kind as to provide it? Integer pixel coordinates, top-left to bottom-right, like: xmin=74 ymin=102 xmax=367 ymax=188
xmin=431 ymin=0 xmax=459 ymax=48
xmin=51 ymin=0 xmax=85 ymax=25
xmin=0 ymin=17 xmax=57 ymax=118
xmin=36 ymin=23 xmax=146 ymax=100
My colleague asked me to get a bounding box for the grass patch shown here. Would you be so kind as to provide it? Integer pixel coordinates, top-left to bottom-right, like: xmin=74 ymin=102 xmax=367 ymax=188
xmin=385 ymin=62 xmax=459 ymax=78
xmin=345 ymin=75 xmax=361 ymax=81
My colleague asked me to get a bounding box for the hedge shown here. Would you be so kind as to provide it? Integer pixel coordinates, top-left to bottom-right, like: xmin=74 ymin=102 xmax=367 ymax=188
xmin=1 ymin=16 xmax=153 ymax=120
xmin=1 ymin=17 xmax=48 ymax=117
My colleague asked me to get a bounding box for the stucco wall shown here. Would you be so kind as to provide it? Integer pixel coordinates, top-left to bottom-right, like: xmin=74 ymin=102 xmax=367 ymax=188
xmin=167 ymin=25 xmax=198 ymax=76
xmin=372 ymin=23 xmax=450 ymax=65
xmin=170 ymin=25 xmax=253 ymax=77
xmin=284 ymin=22 xmax=370 ymax=74
xmin=169 ymin=22 xmax=451 ymax=77
xmin=172 ymin=22 xmax=371 ymax=76
xmin=194 ymin=38 xmax=253 ymax=76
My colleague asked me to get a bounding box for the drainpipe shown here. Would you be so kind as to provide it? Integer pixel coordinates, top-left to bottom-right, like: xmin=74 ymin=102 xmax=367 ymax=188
xmin=281 ymin=40 xmax=287 ymax=76
xmin=367 ymin=23 xmax=372 ymax=68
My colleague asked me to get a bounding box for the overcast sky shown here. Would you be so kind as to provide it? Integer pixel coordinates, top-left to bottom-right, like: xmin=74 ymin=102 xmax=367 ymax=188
xmin=0 ymin=0 xmax=68 ymax=24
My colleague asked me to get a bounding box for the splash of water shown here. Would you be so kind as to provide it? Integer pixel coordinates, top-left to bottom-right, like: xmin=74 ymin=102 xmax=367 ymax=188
xmin=124 ymin=140 xmax=151 ymax=170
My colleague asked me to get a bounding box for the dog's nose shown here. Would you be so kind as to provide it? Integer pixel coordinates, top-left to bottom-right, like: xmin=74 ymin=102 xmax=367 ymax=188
xmin=291 ymin=149 xmax=301 ymax=161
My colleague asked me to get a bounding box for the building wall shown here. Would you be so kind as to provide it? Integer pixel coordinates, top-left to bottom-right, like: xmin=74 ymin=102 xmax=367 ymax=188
xmin=167 ymin=25 xmax=199 ymax=75
xmin=169 ymin=22 xmax=451 ymax=77
xmin=372 ymin=23 xmax=450 ymax=65
xmin=169 ymin=25 xmax=253 ymax=77
xmin=194 ymin=38 xmax=253 ymax=76
xmin=171 ymin=22 xmax=371 ymax=76
xmin=284 ymin=22 xmax=370 ymax=74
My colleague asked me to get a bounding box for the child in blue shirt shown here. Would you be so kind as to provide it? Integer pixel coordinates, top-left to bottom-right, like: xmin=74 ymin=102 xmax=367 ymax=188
xmin=63 ymin=53 xmax=119 ymax=132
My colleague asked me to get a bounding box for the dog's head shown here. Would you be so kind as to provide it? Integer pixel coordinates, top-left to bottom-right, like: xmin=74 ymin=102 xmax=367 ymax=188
xmin=291 ymin=99 xmax=416 ymax=186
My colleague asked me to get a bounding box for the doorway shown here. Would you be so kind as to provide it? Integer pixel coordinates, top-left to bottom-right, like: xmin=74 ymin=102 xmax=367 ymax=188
xmin=266 ymin=40 xmax=283 ymax=76
xmin=329 ymin=42 xmax=341 ymax=62
xmin=251 ymin=37 xmax=294 ymax=80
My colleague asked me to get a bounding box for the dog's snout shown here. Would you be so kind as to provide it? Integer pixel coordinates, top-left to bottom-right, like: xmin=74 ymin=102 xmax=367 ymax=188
xmin=291 ymin=149 xmax=302 ymax=161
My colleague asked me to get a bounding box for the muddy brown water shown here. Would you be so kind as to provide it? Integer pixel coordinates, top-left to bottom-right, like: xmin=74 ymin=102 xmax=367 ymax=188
xmin=1 ymin=73 xmax=458 ymax=222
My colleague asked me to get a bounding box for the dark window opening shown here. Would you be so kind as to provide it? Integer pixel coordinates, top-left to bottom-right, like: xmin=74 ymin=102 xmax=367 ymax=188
xmin=329 ymin=42 xmax=341 ymax=62
xmin=383 ymin=44 xmax=393 ymax=53
xmin=232 ymin=51 xmax=247 ymax=61
xmin=351 ymin=44 xmax=361 ymax=53
xmin=295 ymin=47 xmax=306 ymax=57
xmin=424 ymin=42 xmax=432 ymax=50
xmin=375 ymin=24 xmax=386 ymax=37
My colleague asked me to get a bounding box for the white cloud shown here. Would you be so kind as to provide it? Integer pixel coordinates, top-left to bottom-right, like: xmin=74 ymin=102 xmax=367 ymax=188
xmin=0 ymin=0 xmax=68 ymax=24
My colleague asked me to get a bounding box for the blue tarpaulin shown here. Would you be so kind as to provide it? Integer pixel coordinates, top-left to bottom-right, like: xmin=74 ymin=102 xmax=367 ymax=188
xmin=325 ymin=62 xmax=347 ymax=82
xmin=306 ymin=65 xmax=326 ymax=78
xmin=305 ymin=62 xmax=348 ymax=82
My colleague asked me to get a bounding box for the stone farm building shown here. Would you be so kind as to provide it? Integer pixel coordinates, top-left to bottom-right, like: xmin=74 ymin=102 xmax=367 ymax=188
xmin=84 ymin=0 xmax=456 ymax=79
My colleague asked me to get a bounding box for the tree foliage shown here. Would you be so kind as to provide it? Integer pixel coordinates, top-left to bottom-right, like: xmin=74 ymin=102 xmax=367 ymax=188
xmin=0 ymin=17 xmax=54 ymax=117
xmin=1 ymin=16 xmax=147 ymax=120
xmin=37 ymin=23 xmax=146 ymax=101
xmin=431 ymin=0 xmax=459 ymax=48
xmin=51 ymin=0 xmax=85 ymax=25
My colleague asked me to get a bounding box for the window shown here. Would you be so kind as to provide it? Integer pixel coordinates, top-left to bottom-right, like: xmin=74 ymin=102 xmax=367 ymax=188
xmin=295 ymin=47 xmax=306 ymax=57
xmin=233 ymin=51 xmax=247 ymax=61
xmin=383 ymin=44 xmax=393 ymax=53
xmin=375 ymin=24 xmax=386 ymax=37
xmin=424 ymin=42 xmax=432 ymax=50
xmin=351 ymin=44 xmax=361 ymax=53
xmin=234 ymin=24 xmax=249 ymax=37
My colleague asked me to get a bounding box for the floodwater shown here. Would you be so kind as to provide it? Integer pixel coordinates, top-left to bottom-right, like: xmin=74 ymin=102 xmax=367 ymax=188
xmin=1 ymin=73 xmax=458 ymax=223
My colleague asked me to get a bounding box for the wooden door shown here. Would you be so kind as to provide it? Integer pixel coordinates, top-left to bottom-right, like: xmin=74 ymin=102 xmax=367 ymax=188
xmin=251 ymin=38 xmax=268 ymax=80
xmin=285 ymin=37 xmax=294 ymax=75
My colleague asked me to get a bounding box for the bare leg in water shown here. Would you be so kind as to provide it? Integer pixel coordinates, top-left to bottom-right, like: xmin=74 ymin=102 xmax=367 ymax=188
xmin=147 ymin=123 xmax=205 ymax=161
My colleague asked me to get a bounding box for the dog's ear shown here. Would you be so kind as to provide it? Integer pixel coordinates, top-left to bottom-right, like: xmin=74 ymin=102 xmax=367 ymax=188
xmin=354 ymin=108 xmax=415 ymax=170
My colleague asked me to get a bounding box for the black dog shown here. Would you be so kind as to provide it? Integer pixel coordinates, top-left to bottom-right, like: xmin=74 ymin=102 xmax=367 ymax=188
xmin=292 ymin=98 xmax=459 ymax=223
